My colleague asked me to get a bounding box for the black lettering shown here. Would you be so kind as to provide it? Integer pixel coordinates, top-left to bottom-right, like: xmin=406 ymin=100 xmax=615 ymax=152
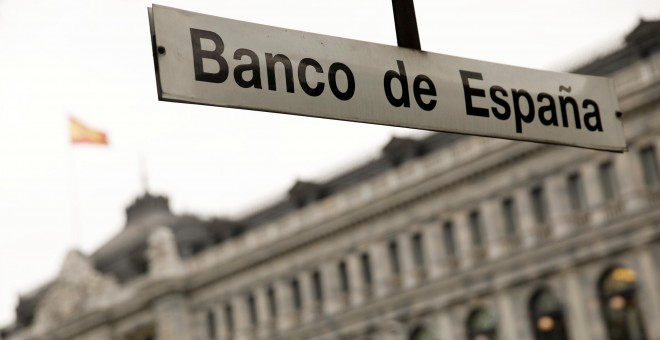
xmin=537 ymin=93 xmax=558 ymax=126
xmin=413 ymin=75 xmax=437 ymax=111
xmin=328 ymin=62 xmax=355 ymax=101
xmin=266 ymin=53 xmax=295 ymax=93
xmin=297 ymin=58 xmax=325 ymax=97
xmin=384 ymin=60 xmax=410 ymax=108
xmin=459 ymin=70 xmax=489 ymax=117
xmin=560 ymin=96 xmax=580 ymax=129
xmin=583 ymin=99 xmax=603 ymax=132
xmin=512 ymin=89 xmax=534 ymax=133
xmin=190 ymin=28 xmax=229 ymax=83
xmin=490 ymin=86 xmax=510 ymax=120
xmin=233 ymin=48 xmax=261 ymax=89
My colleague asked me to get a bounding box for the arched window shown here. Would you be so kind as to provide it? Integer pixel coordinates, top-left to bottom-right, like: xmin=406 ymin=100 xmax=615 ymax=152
xmin=529 ymin=288 xmax=569 ymax=340
xmin=466 ymin=308 xmax=497 ymax=340
xmin=599 ymin=266 xmax=647 ymax=340
xmin=409 ymin=325 xmax=435 ymax=340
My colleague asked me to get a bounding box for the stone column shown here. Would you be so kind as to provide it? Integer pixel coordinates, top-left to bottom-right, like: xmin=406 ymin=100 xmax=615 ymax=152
xmin=546 ymin=175 xmax=571 ymax=237
xmin=398 ymin=232 xmax=417 ymax=288
xmin=275 ymin=279 xmax=294 ymax=332
xmin=232 ymin=295 xmax=251 ymax=340
xmin=154 ymin=294 xmax=190 ymax=340
xmin=435 ymin=218 xmax=457 ymax=275
xmin=481 ymin=200 xmax=504 ymax=259
xmin=347 ymin=253 xmax=366 ymax=306
xmin=370 ymin=241 xmax=392 ymax=298
xmin=321 ymin=261 xmax=342 ymax=314
xmin=455 ymin=212 xmax=475 ymax=269
xmin=300 ymin=271 xmax=317 ymax=323
xmin=615 ymin=147 xmax=648 ymax=212
xmin=637 ymin=247 xmax=660 ymax=337
xmin=582 ymin=271 xmax=608 ymax=340
xmin=435 ymin=311 xmax=453 ymax=340
xmin=254 ymin=286 xmax=272 ymax=339
xmin=213 ymin=303 xmax=229 ymax=340
xmin=581 ymin=163 xmax=606 ymax=225
xmin=562 ymin=269 xmax=592 ymax=340
xmin=147 ymin=226 xmax=184 ymax=278
xmin=495 ymin=290 xmax=519 ymax=340
xmin=421 ymin=219 xmax=444 ymax=279
xmin=514 ymin=187 xmax=536 ymax=248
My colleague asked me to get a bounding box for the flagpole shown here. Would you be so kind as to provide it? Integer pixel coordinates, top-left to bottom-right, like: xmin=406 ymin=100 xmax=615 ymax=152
xmin=67 ymin=115 xmax=109 ymax=250
xmin=140 ymin=154 xmax=150 ymax=194
xmin=67 ymin=117 xmax=82 ymax=250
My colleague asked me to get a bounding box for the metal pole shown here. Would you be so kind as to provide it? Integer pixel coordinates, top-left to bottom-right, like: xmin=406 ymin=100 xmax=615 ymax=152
xmin=391 ymin=0 xmax=421 ymax=50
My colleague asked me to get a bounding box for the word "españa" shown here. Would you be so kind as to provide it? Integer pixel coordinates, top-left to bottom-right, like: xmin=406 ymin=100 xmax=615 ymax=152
xmin=460 ymin=70 xmax=604 ymax=134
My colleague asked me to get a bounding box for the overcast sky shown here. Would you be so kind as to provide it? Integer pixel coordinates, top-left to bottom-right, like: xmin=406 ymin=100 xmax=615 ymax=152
xmin=1 ymin=0 xmax=659 ymax=327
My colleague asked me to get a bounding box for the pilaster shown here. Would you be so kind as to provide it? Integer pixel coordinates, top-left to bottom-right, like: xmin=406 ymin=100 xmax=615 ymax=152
xmin=495 ymin=290 xmax=520 ymax=340
xmin=154 ymin=294 xmax=189 ymax=340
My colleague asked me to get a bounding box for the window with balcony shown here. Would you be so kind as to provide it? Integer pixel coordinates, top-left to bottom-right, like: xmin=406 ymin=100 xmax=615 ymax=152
xmin=312 ymin=270 xmax=323 ymax=304
xmin=501 ymin=197 xmax=518 ymax=238
xmin=247 ymin=293 xmax=258 ymax=326
xmin=466 ymin=307 xmax=497 ymax=340
xmin=360 ymin=253 xmax=373 ymax=286
xmin=388 ymin=240 xmax=401 ymax=275
xmin=291 ymin=278 xmax=302 ymax=311
xmin=599 ymin=161 xmax=620 ymax=200
xmin=599 ymin=266 xmax=647 ymax=340
xmin=267 ymin=285 xmax=277 ymax=319
xmin=338 ymin=261 xmax=350 ymax=294
xmin=469 ymin=210 xmax=484 ymax=247
xmin=224 ymin=304 xmax=234 ymax=335
xmin=529 ymin=288 xmax=569 ymax=340
xmin=409 ymin=325 xmax=436 ymax=340
xmin=567 ymin=172 xmax=587 ymax=211
xmin=411 ymin=232 xmax=425 ymax=267
xmin=640 ymin=145 xmax=660 ymax=187
xmin=443 ymin=221 xmax=456 ymax=256
xmin=530 ymin=185 xmax=548 ymax=225
xmin=206 ymin=310 xmax=216 ymax=340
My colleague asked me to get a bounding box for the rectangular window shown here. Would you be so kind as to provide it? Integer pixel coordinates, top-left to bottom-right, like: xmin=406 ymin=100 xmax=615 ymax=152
xmin=412 ymin=232 xmax=425 ymax=267
xmin=567 ymin=172 xmax=587 ymax=211
xmin=207 ymin=310 xmax=216 ymax=340
xmin=247 ymin=294 xmax=258 ymax=326
xmin=469 ymin=210 xmax=483 ymax=246
xmin=312 ymin=270 xmax=323 ymax=303
xmin=530 ymin=186 xmax=548 ymax=224
xmin=225 ymin=304 xmax=234 ymax=335
xmin=339 ymin=261 xmax=350 ymax=293
xmin=291 ymin=279 xmax=302 ymax=311
xmin=361 ymin=253 xmax=372 ymax=286
xmin=641 ymin=146 xmax=660 ymax=187
xmin=599 ymin=161 xmax=619 ymax=200
xmin=388 ymin=240 xmax=401 ymax=275
xmin=501 ymin=198 xmax=518 ymax=237
xmin=267 ymin=285 xmax=277 ymax=318
xmin=443 ymin=221 xmax=456 ymax=256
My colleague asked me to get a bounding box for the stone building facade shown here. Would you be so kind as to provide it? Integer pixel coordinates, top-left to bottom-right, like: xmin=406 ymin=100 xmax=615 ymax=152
xmin=3 ymin=20 xmax=660 ymax=340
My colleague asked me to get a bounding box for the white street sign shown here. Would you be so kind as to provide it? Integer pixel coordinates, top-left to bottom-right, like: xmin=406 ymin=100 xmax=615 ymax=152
xmin=149 ymin=5 xmax=626 ymax=152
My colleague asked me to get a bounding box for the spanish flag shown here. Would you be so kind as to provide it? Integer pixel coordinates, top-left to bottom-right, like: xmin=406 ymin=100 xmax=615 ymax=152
xmin=69 ymin=117 xmax=108 ymax=145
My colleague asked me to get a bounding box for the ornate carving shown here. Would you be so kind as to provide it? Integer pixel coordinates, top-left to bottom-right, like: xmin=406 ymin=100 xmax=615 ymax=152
xmin=34 ymin=250 xmax=118 ymax=331
xmin=147 ymin=226 xmax=182 ymax=277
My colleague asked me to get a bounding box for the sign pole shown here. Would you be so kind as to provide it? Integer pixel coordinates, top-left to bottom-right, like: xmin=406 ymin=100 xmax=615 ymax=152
xmin=391 ymin=0 xmax=421 ymax=50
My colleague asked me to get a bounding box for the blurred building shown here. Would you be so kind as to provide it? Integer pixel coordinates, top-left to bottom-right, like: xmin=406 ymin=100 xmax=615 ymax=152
xmin=3 ymin=19 xmax=660 ymax=340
